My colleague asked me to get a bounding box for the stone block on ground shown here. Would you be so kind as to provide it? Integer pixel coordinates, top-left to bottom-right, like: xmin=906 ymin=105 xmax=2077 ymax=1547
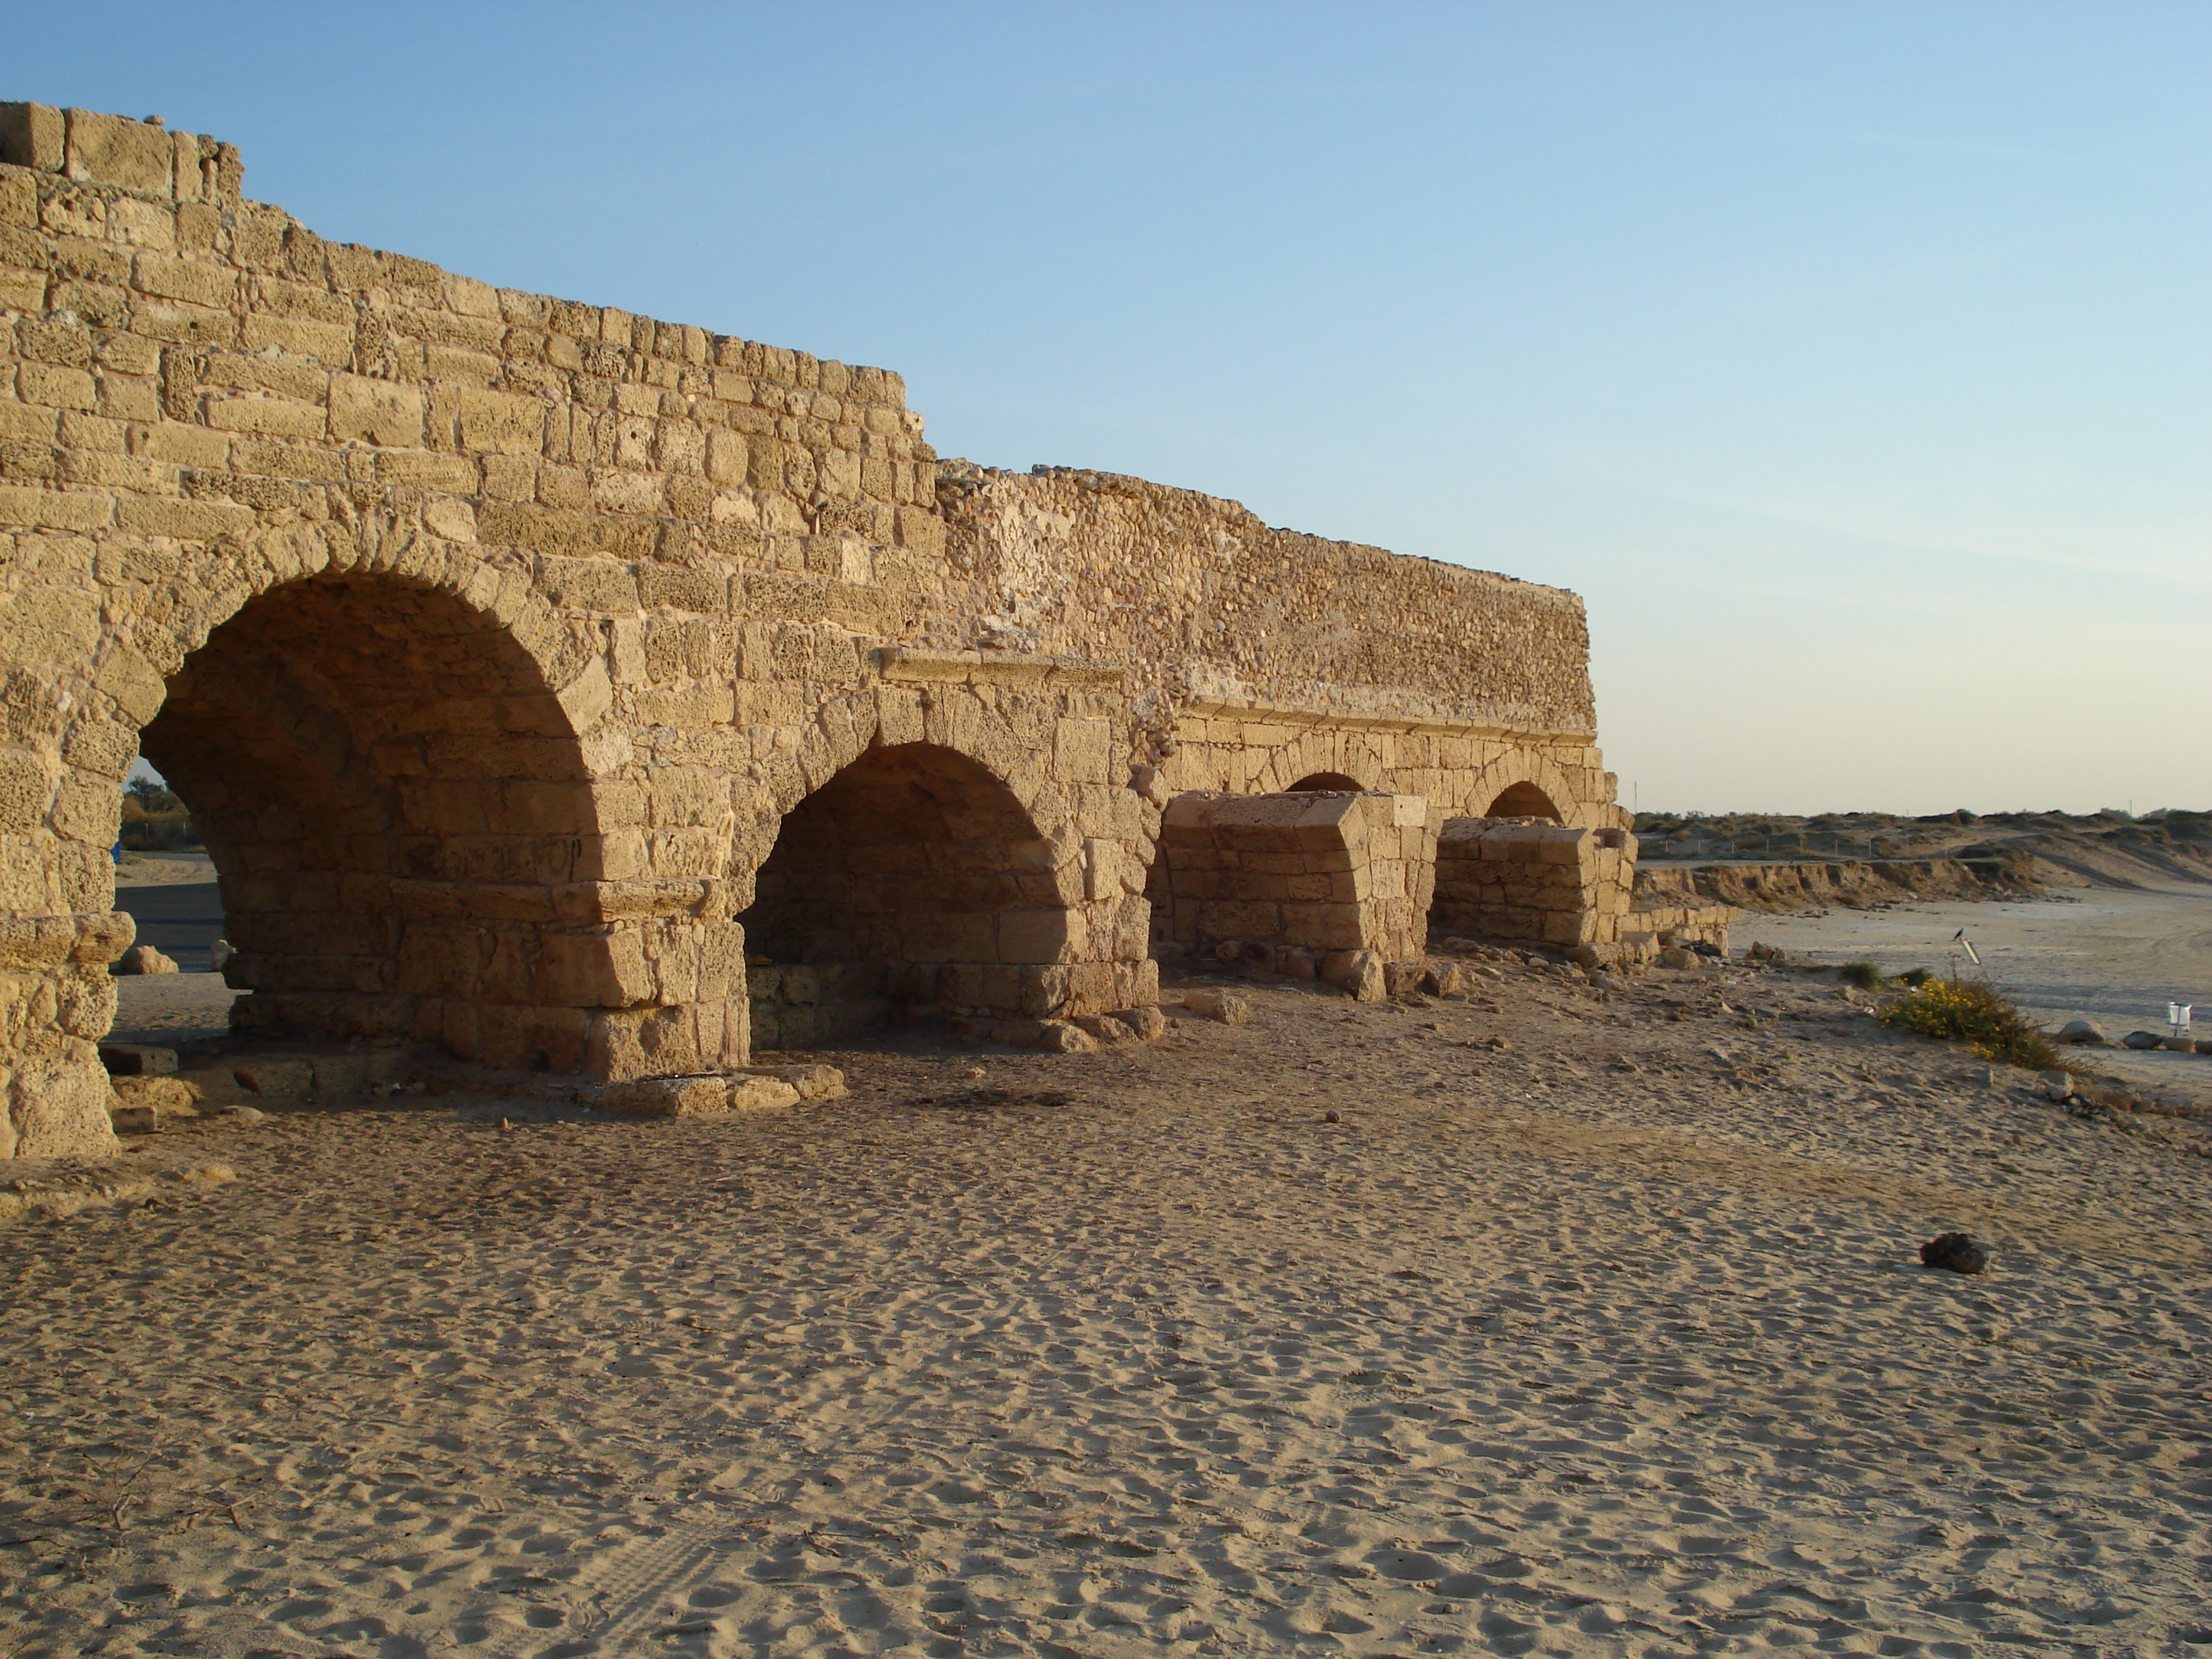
xmin=1419 ymin=962 xmax=1469 ymax=997
xmin=2121 ymin=1030 xmax=2163 ymax=1051
xmin=588 ymin=1074 xmax=802 ymax=1118
xmin=1035 ymin=1020 xmax=1100 ymax=1054
xmin=1107 ymin=1006 xmax=1167 ymax=1040
xmin=1179 ymin=989 xmax=1251 ymax=1025
xmin=1318 ymin=949 xmax=1384 ymax=1002
xmin=735 ymin=1064 xmax=848 ymax=1100
xmin=108 ymin=1101 xmax=158 ymax=1134
xmin=99 ymin=1043 xmax=178 ymax=1076
xmin=1073 ymin=1014 xmax=1135 ymax=1044
xmin=112 ymin=1075 xmax=201 ymax=1116
xmin=1382 ymin=959 xmax=1426 ymax=998
xmin=2056 ymin=1019 xmax=2106 ymax=1045
xmin=116 ymin=945 xmax=179 ymax=975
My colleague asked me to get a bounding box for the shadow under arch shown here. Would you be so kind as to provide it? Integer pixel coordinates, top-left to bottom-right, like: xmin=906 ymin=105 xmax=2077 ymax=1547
xmin=1285 ymin=771 xmax=1366 ymax=793
xmin=739 ymin=741 xmax=1069 ymax=1048
xmin=136 ymin=571 xmax=606 ymax=1068
xmin=1483 ymin=781 xmax=1563 ymax=822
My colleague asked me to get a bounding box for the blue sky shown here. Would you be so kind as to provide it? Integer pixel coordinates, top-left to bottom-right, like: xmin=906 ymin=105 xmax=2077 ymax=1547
xmin=22 ymin=2 xmax=2207 ymax=813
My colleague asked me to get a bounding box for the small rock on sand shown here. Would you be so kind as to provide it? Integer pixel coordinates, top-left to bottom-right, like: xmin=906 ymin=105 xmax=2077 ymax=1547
xmin=2056 ymin=1019 xmax=2106 ymax=1045
xmin=115 ymin=944 xmax=179 ymax=975
xmin=1180 ymin=989 xmax=1251 ymax=1025
xmin=1919 ymin=1232 xmax=1990 ymax=1274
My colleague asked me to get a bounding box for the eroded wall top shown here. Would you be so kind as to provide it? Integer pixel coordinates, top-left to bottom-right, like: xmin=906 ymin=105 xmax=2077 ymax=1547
xmin=2 ymin=100 xmax=1599 ymax=749
xmin=938 ymin=464 xmax=1597 ymax=739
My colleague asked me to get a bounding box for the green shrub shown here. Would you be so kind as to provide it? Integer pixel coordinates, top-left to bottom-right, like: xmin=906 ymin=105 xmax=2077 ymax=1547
xmin=1840 ymin=961 xmax=1884 ymax=990
xmin=1895 ymin=967 xmax=1933 ymax=988
xmin=1879 ymin=978 xmax=2059 ymax=1070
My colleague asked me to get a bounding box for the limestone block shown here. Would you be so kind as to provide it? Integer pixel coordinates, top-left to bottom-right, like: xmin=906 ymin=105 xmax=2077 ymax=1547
xmin=1320 ymin=949 xmax=1385 ymax=1002
xmin=98 ymin=1041 xmax=176 ymax=1075
xmin=112 ymin=1074 xmax=199 ymax=1115
xmin=1 ymin=103 xmax=68 ymax=174
xmin=65 ymin=110 xmax=174 ymax=194
xmin=590 ymin=1072 xmax=800 ymax=1117
xmin=1178 ymin=988 xmax=1250 ymax=1025
xmin=734 ymin=1063 xmax=845 ymax=1100
xmin=331 ymin=375 xmax=426 ymax=447
xmin=1035 ymin=1019 xmax=1098 ymax=1053
xmin=1072 ymin=1014 xmax=1135 ymax=1045
xmin=1108 ymin=1005 xmax=1166 ymax=1040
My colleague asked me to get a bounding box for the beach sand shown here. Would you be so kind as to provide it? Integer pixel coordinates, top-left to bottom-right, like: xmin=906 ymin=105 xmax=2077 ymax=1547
xmin=112 ymin=853 xmax=219 ymax=889
xmin=1730 ymin=881 xmax=2212 ymax=1112
xmin=9 ymin=933 xmax=2211 ymax=1657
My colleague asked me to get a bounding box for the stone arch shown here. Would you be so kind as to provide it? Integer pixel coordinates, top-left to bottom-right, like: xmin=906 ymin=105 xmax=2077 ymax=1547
xmin=1483 ymin=781 xmax=1563 ymax=822
xmin=127 ymin=565 xmax=615 ymax=1070
xmin=739 ymin=740 xmax=1071 ymax=1047
xmin=1247 ymin=730 xmax=1390 ymax=796
xmin=1286 ymin=771 xmax=1366 ymax=793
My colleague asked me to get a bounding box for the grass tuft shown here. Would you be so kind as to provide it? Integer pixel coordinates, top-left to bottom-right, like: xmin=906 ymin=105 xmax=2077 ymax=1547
xmin=1839 ymin=961 xmax=1885 ymax=990
xmin=1879 ymin=978 xmax=2059 ymax=1070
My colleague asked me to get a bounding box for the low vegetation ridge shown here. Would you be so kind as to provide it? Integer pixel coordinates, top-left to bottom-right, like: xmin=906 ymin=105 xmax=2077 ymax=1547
xmin=1633 ymin=806 xmax=2212 ymax=896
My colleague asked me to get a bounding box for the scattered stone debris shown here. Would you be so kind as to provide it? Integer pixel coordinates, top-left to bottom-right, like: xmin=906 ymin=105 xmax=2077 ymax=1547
xmin=584 ymin=1074 xmax=806 ymax=1118
xmin=1919 ymin=1232 xmax=1990 ymax=1274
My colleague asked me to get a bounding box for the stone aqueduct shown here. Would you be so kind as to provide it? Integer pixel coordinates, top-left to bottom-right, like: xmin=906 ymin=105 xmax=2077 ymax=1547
xmin=0 ymin=104 xmax=1633 ymax=1159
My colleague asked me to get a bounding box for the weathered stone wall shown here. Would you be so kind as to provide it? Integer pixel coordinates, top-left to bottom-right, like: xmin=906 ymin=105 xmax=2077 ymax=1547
xmin=0 ymin=102 xmax=1627 ymax=1158
xmin=1150 ymin=791 xmax=1439 ymax=965
xmin=1431 ymin=819 xmax=1636 ymax=948
xmin=937 ymin=464 xmax=1622 ymax=829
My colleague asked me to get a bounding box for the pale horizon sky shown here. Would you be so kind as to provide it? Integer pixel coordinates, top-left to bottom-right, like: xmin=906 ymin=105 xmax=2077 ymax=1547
xmin=20 ymin=2 xmax=2207 ymax=815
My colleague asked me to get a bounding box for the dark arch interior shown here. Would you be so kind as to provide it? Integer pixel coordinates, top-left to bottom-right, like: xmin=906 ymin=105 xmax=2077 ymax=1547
xmin=1286 ymin=771 xmax=1365 ymax=792
xmin=739 ymin=742 xmax=1064 ymax=1048
xmin=1484 ymin=781 xmax=1562 ymax=821
xmin=135 ymin=575 xmax=600 ymax=1062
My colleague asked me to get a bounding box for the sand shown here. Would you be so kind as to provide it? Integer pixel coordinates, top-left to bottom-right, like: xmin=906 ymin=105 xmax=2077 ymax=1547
xmin=104 ymin=972 xmax=241 ymax=1047
xmin=112 ymin=853 xmax=218 ymax=889
xmin=9 ymin=940 xmax=2211 ymax=1658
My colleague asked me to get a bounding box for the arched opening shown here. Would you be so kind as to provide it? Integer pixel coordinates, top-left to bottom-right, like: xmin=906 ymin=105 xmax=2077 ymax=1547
xmin=132 ymin=574 xmax=603 ymax=1068
xmin=739 ymin=742 xmax=1066 ymax=1048
xmin=1286 ymin=772 xmax=1365 ymax=793
xmin=1484 ymin=781 xmax=1562 ymax=822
